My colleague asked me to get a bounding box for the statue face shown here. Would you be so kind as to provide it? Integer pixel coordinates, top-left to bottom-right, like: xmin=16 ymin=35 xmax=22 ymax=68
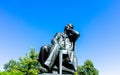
xmin=66 ymin=29 xmax=71 ymax=35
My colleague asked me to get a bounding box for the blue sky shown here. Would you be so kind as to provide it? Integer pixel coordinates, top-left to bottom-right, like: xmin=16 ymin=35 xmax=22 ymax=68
xmin=0 ymin=0 xmax=120 ymax=75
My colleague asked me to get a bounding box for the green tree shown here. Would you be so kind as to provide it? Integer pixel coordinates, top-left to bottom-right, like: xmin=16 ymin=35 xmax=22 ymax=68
xmin=0 ymin=70 xmax=23 ymax=75
xmin=4 ymin=48 xmax=40 ymax=75
xmin=78 ymin=60 xmax=99 ymax=75
xmin=3 ymin=48 xmax=99 ymax=75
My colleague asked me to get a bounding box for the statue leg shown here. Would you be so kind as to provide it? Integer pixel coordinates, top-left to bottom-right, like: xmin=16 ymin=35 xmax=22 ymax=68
xmin=53 ymin=55 xmax=60 ymax=73
xmin=63 ymin=54 xmax=75 ymax=71
xmin=73 ymin=54 xmax=78 ymax=71
xmin=38 ymin=46 xmax=49 ymax=68
xmin=44 ymin=44 xmax=60 ymax=71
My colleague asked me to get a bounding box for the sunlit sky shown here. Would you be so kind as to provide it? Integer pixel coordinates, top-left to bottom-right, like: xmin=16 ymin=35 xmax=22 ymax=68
xmin=0 ymin=0 xmax=120 ymax=75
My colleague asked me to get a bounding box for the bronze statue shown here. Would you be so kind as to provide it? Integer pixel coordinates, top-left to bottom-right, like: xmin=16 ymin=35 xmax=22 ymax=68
xmin=38 ymin=24 xmax=80 ymax=74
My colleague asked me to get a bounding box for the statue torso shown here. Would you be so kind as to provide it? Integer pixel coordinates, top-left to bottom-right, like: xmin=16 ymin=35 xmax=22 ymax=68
xmin=58 ymin=32 xmax=73 ymax=51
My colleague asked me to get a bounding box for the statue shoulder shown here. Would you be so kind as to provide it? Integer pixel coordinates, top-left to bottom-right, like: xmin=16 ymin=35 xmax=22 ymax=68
xmin=54 ymin=32 xmax=63 ymax=36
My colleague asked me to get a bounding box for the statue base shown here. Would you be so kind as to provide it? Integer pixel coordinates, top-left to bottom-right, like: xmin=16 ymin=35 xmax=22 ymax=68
xmin=38 ymin=73 xmax=73 ymax=75
xmin=39 ymin=66 xmax=74 ymax=74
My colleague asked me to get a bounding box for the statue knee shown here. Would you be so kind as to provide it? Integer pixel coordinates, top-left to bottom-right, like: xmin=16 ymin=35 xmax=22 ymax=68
xmin=40 ymin=45 xmax=50 ymax=59
xmin=41 ymin=46 xmax=48 ymax=52
xmin=38 ymin=46 xmax=47 ymax=60
xmin=38 ymin=46 xmax=49 ymax=65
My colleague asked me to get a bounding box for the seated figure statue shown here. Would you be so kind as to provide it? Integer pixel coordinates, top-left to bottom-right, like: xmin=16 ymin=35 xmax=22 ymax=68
xmin=37 ymin=24 xmax=80 ymax=74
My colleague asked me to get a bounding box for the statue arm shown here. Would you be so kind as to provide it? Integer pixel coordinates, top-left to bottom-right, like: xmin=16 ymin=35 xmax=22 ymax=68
xmin=51 ymin=33 xmax=60 ymax=45
xmin=69 ymin=29 xmax=80 ymax=41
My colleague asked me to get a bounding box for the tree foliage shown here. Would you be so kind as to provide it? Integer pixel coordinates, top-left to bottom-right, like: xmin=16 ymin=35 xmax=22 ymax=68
xmin=78 ymin=60 xmax=99 ymax=75
xmin=0 ymin=70 xmax=23 ymax=75
xmin=3 ymin=48 xmax=40 ymax=75
xmin=2 ymin=48 xmax=99 ymax=75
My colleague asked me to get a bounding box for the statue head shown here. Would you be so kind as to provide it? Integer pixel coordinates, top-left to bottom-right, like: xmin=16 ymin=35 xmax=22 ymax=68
xmin=64 ymin=24 xmax=74 ymax=30
xmin=64 ymin=24 xmax=74 ymax=34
